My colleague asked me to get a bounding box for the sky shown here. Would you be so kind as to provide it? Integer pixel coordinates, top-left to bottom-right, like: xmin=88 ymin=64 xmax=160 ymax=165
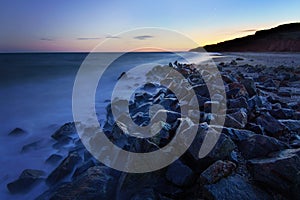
xmin=0 ymin=0 xmax=299 ymax=52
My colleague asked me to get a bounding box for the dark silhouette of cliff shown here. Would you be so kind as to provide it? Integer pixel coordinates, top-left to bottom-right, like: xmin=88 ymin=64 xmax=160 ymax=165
xmin=190 ymin=23 xmax=300 ymax=52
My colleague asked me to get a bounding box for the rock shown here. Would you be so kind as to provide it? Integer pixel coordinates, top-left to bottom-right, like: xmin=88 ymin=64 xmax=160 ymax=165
xmin=241 ymin=77 xmax=257 ymax=97
xmin=38 ymin=166 xmax=116 ymax=200
xmin=21 ymin=139 xmax=45 ymax=153
xmin=203 ymin=174 xmax=271 ymax=200
xmin=72 ymin=160 xmax=95 ymax=179
xmin=165 ymin=160 xmax=195 ymax=187
xmin=256 ymin=112 xmax=287 ymax=137
xmin=220 ymin=127 xmax=255 ymax=142
xmin=238 ymin=134 xmax=289 ymax=159
xmin=185 ymin=125 xmax=236 ymax=171
xmin=46 ymin=152 xmax=82 ymax=185
xmin=200 ymin=160 xmax=236 ymax=184
xmin=51 ymin=122 xmax=77 ymax=141
xmin=269 ymin=108 xmax=295 ymax=119
xmin=230 ymin=60 xmax=237 ymax=65
xmin=45 ymin=154 xmax=63 ymax=165
xmin=248 ymin=95 xmax=272 ymax=111
xmin=227 ymin=82 xmax=248 ymax=98
xmin=279 ymin=120 xmax=300 ymax=134
xmin=248 ymin=148 xmax=300 ymax=199
xmin=117 ymin=72 xmax=127 ymax=80
xmin=8 ymin=127 xmax=27 ymax=136
xmin=227 ymin=96 xmax=248 ymax=109
xmin=204 ymin=101 xmax=220 ymax=113
xmin=7 ymin=169 xmax=45 ymax=194
xmin=130 ymin=188 xmax=159 ymax=200
xmin=236 ymin=57 xmax=244 ymax=61
xmin=224 ymin=108 xmax=248 ymax=129
xmin=245 ymin=123 xmax=264 ymax=135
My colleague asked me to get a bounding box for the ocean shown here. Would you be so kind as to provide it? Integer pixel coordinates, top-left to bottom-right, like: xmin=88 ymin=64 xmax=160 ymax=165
xmin=0 ymin=51 xmax=216 ymax=199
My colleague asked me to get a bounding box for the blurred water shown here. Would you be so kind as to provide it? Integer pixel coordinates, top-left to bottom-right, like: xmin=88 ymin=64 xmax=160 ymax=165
xmin=0 ymin=52 xmax=211 ymax=199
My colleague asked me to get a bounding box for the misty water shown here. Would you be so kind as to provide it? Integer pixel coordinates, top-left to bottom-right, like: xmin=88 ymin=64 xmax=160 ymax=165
xmin=0 ymin=52 xmax=214 ymax=199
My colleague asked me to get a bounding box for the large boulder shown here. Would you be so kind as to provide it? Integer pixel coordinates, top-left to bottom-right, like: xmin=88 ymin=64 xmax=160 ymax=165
xmin=203 ymin=174 xmax=271 ymax=200
xmin=184 ymin=124 xmax=236 ymax=171
xmin=37 ymin=166 xmax=116 ymax=200
xmin=199 ymin=160 xmax=236 ymax=184
xmin=46 ymin=152 xmax=82 ymax=185
xmin=237 ymin=134 xmax=289 ymax=159
xmin=165 ymin=159 xmax=195 ymax=187
xmin=7 ymin=169 xmax=45 ymax=194
xmin=256 ymin=112 xmax=287 ymax=137
xmin=248 ymin=148 xmax=300 ymax=199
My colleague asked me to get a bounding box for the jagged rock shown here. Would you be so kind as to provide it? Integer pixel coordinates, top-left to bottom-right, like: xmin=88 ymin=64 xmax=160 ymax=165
xmin=7 ymin=169 xmax=45 ymax=194
xmin=51 ymin=122 xmax=77 ymax=141
xmin=248 ymin=148 xmax=300 ymax=199
xmin=165 ymin=160 xmax=195 ymax=187
xmin=256 ymin=112 xmax=287 ymax=137
xmin=248 ymin=96 xmax=272 ymax=111
xmin=45 ymin=154 xmax=63 ymax=165
xmin=203 ymin=174 xmax=271 ymax=200
xmin=38 ymin=166 xmax=116 ymax=200
xmin=130 ymin=188 xmax=159 ymax=200
xmin=227 ymin=96 xmax=248 ymax=109
xmin=245 ymin=122 xmax=264 ymax=135
xmin=72 ymin=160 xmax=96 ymax=178
xmin=200 ymin=160 xmax=236 ymax=184
xmin=224 ymin=108 xmax=248 ymax=129
xmin=185 ymin=124 xmax=236 ymax=171
xmin=21 ymin=139 xmax=44 ymax=153
xmin=219 ymin=127 xmax=255 ymax=142
xmin=269 ymin=108 xmax=295 ymax=119
xmin=279 ymin=119 xmax=300 ymax=134
xmin=241 ymin=77 xmax=257 ymax=97
xmin=8 ymin=127 xmax=27 ymax=136
xmin=238 ymin=134 xmax=289 ymax=159
xmin=46 ymin=152 xmax=82 ymax=185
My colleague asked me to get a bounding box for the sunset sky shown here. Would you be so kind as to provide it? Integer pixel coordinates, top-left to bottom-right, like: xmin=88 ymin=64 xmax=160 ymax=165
xmin=1 ymin=0 xmax=300 ymax=52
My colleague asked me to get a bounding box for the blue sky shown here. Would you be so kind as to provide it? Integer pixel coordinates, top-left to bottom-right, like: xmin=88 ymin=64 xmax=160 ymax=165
xmin=0 ymin=0 xmax=299 ymax=52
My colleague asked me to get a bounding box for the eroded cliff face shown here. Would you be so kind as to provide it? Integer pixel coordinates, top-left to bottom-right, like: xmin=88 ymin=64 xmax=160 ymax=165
xmin=191 ymin=23 xmax=300 ymax=52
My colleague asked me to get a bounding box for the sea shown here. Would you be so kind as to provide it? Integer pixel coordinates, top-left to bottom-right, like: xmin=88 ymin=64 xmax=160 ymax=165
xmin=0 ymin=52 xmax=218 ymax=199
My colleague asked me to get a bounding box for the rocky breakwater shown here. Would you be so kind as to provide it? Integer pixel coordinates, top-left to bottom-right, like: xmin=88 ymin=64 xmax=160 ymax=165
xmin=6 ymin=59 xmax=300 ymax=200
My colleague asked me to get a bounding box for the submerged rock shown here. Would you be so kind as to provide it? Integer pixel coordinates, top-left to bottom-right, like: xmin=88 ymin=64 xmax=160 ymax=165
xmin=7 ymin=169 xmax=45 ymax=194
xmin=8 ymin=127 xmax=27 ymax=136
xmin=46 ymin=152 xmax=82 ymax=185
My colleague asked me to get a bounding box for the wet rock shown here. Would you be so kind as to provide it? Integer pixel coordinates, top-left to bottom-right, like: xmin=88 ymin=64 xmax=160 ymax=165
xmin=21 ymin=139 xmax=44 ymax=153
xmin=230 ymin=60 xmax=237 ymax=65
xmin=117 ymin=72 xmax=127 ymax=80
xmin=203 ymin=174 xmax=271 ymax=200
xmin=45 ymin=154 xmax=63 ymax=165
xmin=51 ymin=122 xmax=77 ymax=141
xmin=166 ymin=159 xmax=195 ymax=187
xmin=8 ymin=127 xmax=27 ymax=136
xmin=200 ymin=160 xmax=236 ymax=184
xmin=248 ymin=148 xmax=300 ymax=199
xmin=238 ymin=134 xmax=289 ymax=159
xmin=7 ymin=169 xmax=45 ymax=194
xmin=46 ymin=152 xmax=82 ymax=185
xmin=256 ymin=112 xmax=287 ymax=137
xmin=38 ymin=166 xmax=116 ymax=200
xmin=241 ymin=77 xmax=257 ymax=97
xmin=236 ymin=57 xmax=244 ymax=61
xmin=72 ymin=160 xmax=95 ymax=179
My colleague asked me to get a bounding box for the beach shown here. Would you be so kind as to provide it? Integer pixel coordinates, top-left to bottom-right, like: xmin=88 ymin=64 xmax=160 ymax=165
xmin=1 ymin=52 xmax=300 ymax=199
